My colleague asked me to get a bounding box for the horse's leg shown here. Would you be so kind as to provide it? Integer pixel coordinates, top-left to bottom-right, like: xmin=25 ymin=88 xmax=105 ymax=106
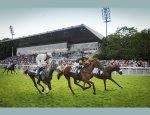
xmin=3 ymin=68 xmax=6 ymax=74
xmin=31 ymin=78 xmax=42 ymax=94
xmin=83 ymin=82 xmax=86 ymax=87
xmin=67 ymin=77 xmax=75 ymax=95
xmin=77 ymin=80 xmax=86 ymax=87
xmin=64 ymin=75 xmax=76 ymax=95
xmin=103 ymin=79 xmax=107 ymax=91
xmin=11 ymin=70 xmax=13 ymax=74
xmin=46 ymin=81 xmax=51 ymax=94
xmin=74 ymin=79 xmax=86 ymax=90
xmin=37 ymin=79 xmax=45 ymax=92
xmin=82 ymin=81 xmax=91 ymax=90
xmin=110 ymin=78 xmax=123 ymax=88
xmin=7 ymin=69 xmax=9 ymax=75
xmin=86 ymin=80 xmax=96 ymax=95
xmin=13 ymin=69 xmax=17 ymax=74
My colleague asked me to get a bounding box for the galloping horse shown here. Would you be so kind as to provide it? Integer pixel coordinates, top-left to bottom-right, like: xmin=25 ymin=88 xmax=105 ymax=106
xmin=57 ymin=59 xmax=101 ymax=95
xmin=3 ymin=64 xmax=17 ymax=75
xmin=23 ymin=60 xmax=57 ymax=94
xmin=94 ymin=63 xmax=123 ymax=90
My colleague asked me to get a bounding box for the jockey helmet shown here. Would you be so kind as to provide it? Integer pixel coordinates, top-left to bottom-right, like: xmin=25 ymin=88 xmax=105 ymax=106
xmin=84 ymin=55 xmax=89 ymax=59
xmin=47 ymin=52 xmax=52 ymax=58
xmin=79 ymin=60 xmax=83 ymax=64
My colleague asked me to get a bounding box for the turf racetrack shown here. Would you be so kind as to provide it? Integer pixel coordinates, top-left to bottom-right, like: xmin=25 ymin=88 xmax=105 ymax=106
xmin=0 ymin=68 xmax=150 ymax=107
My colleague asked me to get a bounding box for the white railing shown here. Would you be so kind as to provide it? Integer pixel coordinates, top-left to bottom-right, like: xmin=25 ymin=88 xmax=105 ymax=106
xmin=113 ymin=67 xmax=150 ymax=76
xmin=0 ymin=64 xmax=150 ymax=76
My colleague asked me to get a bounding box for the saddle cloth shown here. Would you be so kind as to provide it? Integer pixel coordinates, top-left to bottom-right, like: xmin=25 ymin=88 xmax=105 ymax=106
xmin=70 ymin=66 xmax=82 ymax=73
xmin=92 ymin=68 xmax=103 ymax=75
xmin=70 ymin=66 xmax=77 ymax=73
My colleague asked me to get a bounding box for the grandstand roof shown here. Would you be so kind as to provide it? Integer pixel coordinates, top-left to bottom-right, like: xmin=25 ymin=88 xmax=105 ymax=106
xmin=1 ymin=24 xmax=104 ymax=48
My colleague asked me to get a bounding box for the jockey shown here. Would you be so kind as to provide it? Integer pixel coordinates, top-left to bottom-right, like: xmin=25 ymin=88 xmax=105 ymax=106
xmin=73 ymin=55 xmax=89 ymax=80
xmin=75 ymin=55 xmax=89 ymax=72
xmin=83 ymin=56 xmax=104 ymax=76
xmin=35 ymin=52 xmax=52 ymax=76
xmin=91 ymin=57 xmax=104 ymax=76
xmin=7 ymin=58 xmax=14 ymax=68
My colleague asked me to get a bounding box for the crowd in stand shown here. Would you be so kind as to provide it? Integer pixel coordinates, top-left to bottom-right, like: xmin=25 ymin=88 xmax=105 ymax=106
xmin=103 ymin=59 xmax=149 ymax=68
xmin=0 ymin=54 xmax=37 ymax=66
xmin=0 ymin=51 xmax=149 ymax=68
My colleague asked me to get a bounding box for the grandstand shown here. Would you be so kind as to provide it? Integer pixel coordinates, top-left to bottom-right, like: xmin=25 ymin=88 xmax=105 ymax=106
xmin=0 ymin=24 xmax=103 ymax=56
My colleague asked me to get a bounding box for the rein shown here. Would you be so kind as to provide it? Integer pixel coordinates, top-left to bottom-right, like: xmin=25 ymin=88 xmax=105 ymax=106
xmin=81 ymin=61 xmax=96 ymax=74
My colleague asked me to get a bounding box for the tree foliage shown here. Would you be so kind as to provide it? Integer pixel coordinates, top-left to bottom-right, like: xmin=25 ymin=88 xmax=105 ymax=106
xmin=0 ymin=40 xmax=16 ymax=60
xmin=99 ymin=27 xmax=150 ymax=61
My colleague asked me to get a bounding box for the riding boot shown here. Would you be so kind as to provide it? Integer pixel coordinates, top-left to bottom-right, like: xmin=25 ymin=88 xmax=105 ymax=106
xmin=74 ymin=67 xmax=80 ymax=80
xmin=78 ymin=65 xmax=83 ymax=73
xmin=35 ymin=66 xmax=40 ymax=76
xmin=36 ymin=67 xmax=43 ymax=80
xmin=98 ymin=70 xmax=103 ymax=75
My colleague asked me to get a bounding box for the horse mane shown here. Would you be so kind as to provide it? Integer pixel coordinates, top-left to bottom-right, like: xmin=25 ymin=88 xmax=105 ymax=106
xmin=92 ymin=58 xmax=104 ymax=70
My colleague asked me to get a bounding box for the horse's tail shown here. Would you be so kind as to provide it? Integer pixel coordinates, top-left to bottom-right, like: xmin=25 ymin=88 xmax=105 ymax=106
xmin=57 ymin=71 xmax=63 ymax=80
xmin=22 ymin=68 xmax=28 ymax=76
xmin=57 ymin=65 xmax=72 ymax=80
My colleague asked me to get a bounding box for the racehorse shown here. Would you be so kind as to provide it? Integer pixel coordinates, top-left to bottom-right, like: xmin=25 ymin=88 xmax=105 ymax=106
xmin=3 ymin=64 xmax=17 ymax=75
xmin=94 ymin=63 xmax=123 ymax=91
xmin=23 ymin=60 xmax=57 ymax=94
xmin=57 ymin=59 xmax=102 ymax=95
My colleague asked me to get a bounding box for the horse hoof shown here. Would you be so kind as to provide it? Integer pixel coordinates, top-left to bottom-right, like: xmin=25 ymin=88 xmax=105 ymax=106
xmin=42 ymin=89 xmax=44 ymax=92
xmin=39 ymin=92 xmax=42 ymax=95
xmin=82 ymin=88 xmax=86 ymax=91
xmin=46 ymin=91 xmax=50 ymax=95
xmin=46 ymin=92 xmax=50 ymax=95
xmin=93 ymin=93 xmax=96 ymax=95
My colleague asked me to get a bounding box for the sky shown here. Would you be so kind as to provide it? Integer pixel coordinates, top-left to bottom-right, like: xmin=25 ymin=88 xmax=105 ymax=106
xmin=0 ymin=8 xmax=150 ymax=40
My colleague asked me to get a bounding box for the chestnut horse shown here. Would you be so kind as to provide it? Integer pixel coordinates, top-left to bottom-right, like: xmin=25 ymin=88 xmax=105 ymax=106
xmin=57 ymin=59 xmax=102 ymax=95
xmin=94 ymin=63 xmax=123 ymax=90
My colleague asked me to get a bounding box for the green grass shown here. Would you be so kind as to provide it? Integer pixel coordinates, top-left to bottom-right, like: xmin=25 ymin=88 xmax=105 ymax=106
xmin=0 ymin=68 xmax=150 ymax=107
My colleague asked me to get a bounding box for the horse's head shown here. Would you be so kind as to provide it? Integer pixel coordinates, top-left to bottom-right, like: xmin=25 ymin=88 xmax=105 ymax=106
xmin=46 ymin=60 xmax=58 ymax=76
xmin=89 ymin=59 xmax=103 ymax=69
xmin=112 ymin=64 xmax=123 ymax=75
xmin=50 ymin=60 xmax=57 ymax=70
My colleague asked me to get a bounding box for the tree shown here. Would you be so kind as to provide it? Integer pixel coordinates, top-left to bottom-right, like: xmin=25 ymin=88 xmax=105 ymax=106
xmin=116 ymin=26 xmax=138 ymax=37
xmin=133 ymin=29 xmax=150 ymax=60
xmin=2 ymin=38 xmax=11 ymax=41
xmin=99 ymin=26 xmax=144 ymax=60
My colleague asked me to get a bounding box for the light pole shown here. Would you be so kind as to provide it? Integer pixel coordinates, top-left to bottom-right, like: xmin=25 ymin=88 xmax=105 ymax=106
xmin=102 ymin=8 xmax=111 ymax=38
xmin=9 ymin=25 xmax=15 ymax=57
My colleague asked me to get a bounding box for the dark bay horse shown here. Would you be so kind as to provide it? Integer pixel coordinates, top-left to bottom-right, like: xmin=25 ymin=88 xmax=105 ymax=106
xmin=94 ymin=63 xmax=123 ymax=91
xmin=3 ymin=64 xmax=17 ymax=75
xmin=57 ymin=59 xmax=101 ymax=95
xmin=23 ymin=60 xmax=57 ymax=94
